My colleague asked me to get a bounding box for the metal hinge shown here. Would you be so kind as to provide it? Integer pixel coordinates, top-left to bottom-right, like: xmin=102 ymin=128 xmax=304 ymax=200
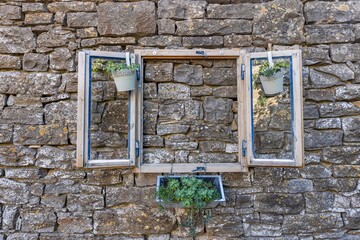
xmin=241 ymin=64 xmax=245 ymax=80
xmin=242 ymin=140 xmax=247 ymax=157
xmin=135 ymin=140 xmax=139 ymax=157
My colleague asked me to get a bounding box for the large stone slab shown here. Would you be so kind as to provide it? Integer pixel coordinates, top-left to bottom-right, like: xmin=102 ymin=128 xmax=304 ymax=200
xmin=0 ymin=54 xmax=21 ymax=69
xmin=253 ymin=0 xmax=304 ymax=45
xmin=0 ymin=146 xmax=36 ymax=166
xmin=0 ymin=27 xmax=36 ymax=53
xmin=1 ymin=107 xmax=43 ymax=125
xmin=342 ymin=117 xmax=360 ymax=142
xmin=0 ymin=5 xmax=22 ymax=20
xmin=98 ymin=2 xmax=156 ymax=37
xmin=57 ymin=212 xmax=93 ymax=234
xmin=304 ymin=1 xmax=352 ymax=24
xmin=204 ymin=97 xmax=233 ymax=124
xmin=14 ymin=124 xmax=69 ymax=145
xmin=37 ymin=28 xmax=76 ymax=48
xmin=331 ymin=44 xmax=360 ymax=62
xmin=35 ymin=146 xmax=74 ymax=169
xmin=174 ymin=64 xmax=203 ymax=85
xmin=67 ymin=12 xmax=98 ymax=28
xmin=322 ymin=146 xmax=360 ymax=165
xmin=207 ymin=3 xmax=254 ymax=19
xmin=94 ymin=207 xmax=176 ymax=234
xmin=305 ymin=24 xmax=354 ymax=44
xmin=21 ymin=209 xmax=57 ymax=233
xmin=304 ymin=130 xmax=343 ymax=149
xmin=335 ymin=85 xmax=360 ymax=100
xmin=254 ymin=193 xmax=304 ymax=214
xmin=158 ymin=0 xmax=206 ymax=19
xmin=176 ymin=19 xmax=252 ymax=36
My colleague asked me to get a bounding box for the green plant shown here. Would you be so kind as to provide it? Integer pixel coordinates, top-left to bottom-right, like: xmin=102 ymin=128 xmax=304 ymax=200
xmin=258 ymin=59 xmax=290 ymax=77
xmin=92 ymin=59 xmax=138 ymax=73
xmin=156 ymin=177 xmax=220 ymax=238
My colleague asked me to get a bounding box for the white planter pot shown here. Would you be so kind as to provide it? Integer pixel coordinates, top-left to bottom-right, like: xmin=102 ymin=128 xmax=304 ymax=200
xmin=111 ymin=69 xmax=136 ymax=92
xmin=259 ymin=69 xmax=284 ymax=96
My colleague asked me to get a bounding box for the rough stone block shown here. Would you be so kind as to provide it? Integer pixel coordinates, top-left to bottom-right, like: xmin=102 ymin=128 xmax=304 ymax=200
xmin=0 ymin=146 xmax=36 ymax=166
xmin=143 ymin=82 xmax=158 ymax=99
xmin=158 ymin=83 xmax=190 ymax=100
xmin=57 ymin=212 xmax=93 ymax=233
xmin=0 ymin=124 xmax=12 ymax=143
xmin=174 ymin=64 xmax=203 ymax=85
xmin=249 ymin=223 xmax=282 ymax=237
xmin=305 ymin=192 xmax=335 ymax=213
xmin=184 ymin=100 xmax=203 ymax=120
xmin=331 ymin=43 xmax=360 ymax=62
xmin=44 ymin=100 xmax=79 ymax=124
xmin=283 ymin=213 xmax=343 ymax=233
xmin=305 ymin=24 xmax=354 ymax=44
xmin=1 ymin=107 xmax=43 ymax=125
xmin=45 ymin=180 xmax=80 ymax=195
xmin=253 ymin=168 xmax=283 ymax=187
xmin=0 ymin=5 xmax=21 ymax=20
xmin=143 ymin=149 xmax=174 ymax=164
xmin=157 ymin=19 xmax=175 ymax=35
xmin=207 ymin=3 xmax=254 ymax=19
xmin=304 ymin=1 xmax=352 ymax=24
xmin=87 ymin=170 xmax=122 ymax=185
xmin=254 ymin=193 xmax=305 ymax=214
xmin=322 ymin=146 xmax=360 ymax=165
xmin=24 ymin=13 xmax=53 ymax=25
xmin=204 ymin=97 xmax=233 ymax=124
xmin=139 ymin=36 xmax=181 ymax=47
xmin=0 ymin=178 xmax=30 ymax=204
xmin=333 ymin=165 xmax=360 ymax=178
xmin=224 ymin=35 xmax=252 ymax=47
xmin=188 ymin=152 xmax=236 ymax=163
xmin=23 ymin=53 xmax=48 ymax=72
xmin=319 ymin=102 xmax=360 ymax=117
xmin=21 ymin=209 xmax=56 ymax=233
xmin=176 ymin=19 xmax=252 ymax=36
xmin=304 ymin=130 xmax=343 ymax=149
xmin=0 ymin=54 xmax=21 ymax=69
xmin=305 ymin=88 xmax=335 ymax=102
xmin=5 ymin=168 xmax=43 ymax=179
xmin=203 ymin=67 xmax=236 ymax=86
xmin=76 ymin=27 xmax=98 ymax=38
xmin=182 ymin=36 xmax=223 ymax=48
xmin=2 ymin=205 xmax=19 ymax=230
xmin=67 ymin=12 xmax=98 ymax=27
xmin=157 ymin=124 xmax=189 ymax=136
xmin=94 ymin=207 xmax=176 ymax=235
xmin=6 ymin=233 xmax=38 ymax=240
xmin=50 ymin=48 xmax=74 ymax=71
xmin=145 ymin=62 xmax=173 ymax=82
xmin=190 ymin=124 xmax=232 ymax=140
xmin=302 ymin=46 xmax=331 ymax=65
xmin=253 ymin=0 xmax=304 ymax=45
xmin=313 ymin=179 xmax=357 ymax=192
xmin=37 ymin=28 xmax=76 ymax=48
xmin=315 ymin=118 xmax=341 ymax=129
xmin=67 ymin=194 xmax=104 ymax=212
xmin=336 ymin=85 xmax=360 ymax=101
xmin=342 ymin=117 xmax=360 ymax=142
xmin=0 ymin=27 xmax=36 ymax=53
xmin=301 ymin=165 xmax=332 ymax=179
xmin=199 ymin=141 xmax=226 ymax=152
xmin=288 ymin=179 xmax=314 ymax=193
xmin=22 ymin=3 xmax=46 ymax=13
xmin=144 ymin=135 xmax=164 ymax=147
xmin=98 ymin=2 xmax=156 ymax=37
xmin=36 ymin=146 xmax=74 ymax=169
xmin=106 ymin=187 xmax=155 ymax=207
xmin=41 ymin=194 xmax=66 ymax=209
xmin=207 ymin=215 xmax=244 ymax=237
xmin=158 ymin=0 xmax=206 ymax=19
xmin=159 ymin=102 xmax=184 ymax=120
xmin=47 ymin=2 xmax=96 ymax=13
xmin=14 ymin=124 xmax=68 ymax=145
xmin=135 ymin=174 xmax=158 ymax=187
xmin=143 ymin=101 xmax=158 ymax=135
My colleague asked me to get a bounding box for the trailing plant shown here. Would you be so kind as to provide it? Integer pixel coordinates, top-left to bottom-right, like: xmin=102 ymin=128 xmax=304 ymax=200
xmin=258 ymin=59 xmax=290 ymax=77
xmin=92 ymin=59 xmax=138 ymax=73
xmin=156 ymin=177 xmax=220 ymax=238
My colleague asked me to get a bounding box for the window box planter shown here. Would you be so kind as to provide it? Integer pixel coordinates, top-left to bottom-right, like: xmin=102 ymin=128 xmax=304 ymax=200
xmin=155 ymin=175 xmax=225 ymax=208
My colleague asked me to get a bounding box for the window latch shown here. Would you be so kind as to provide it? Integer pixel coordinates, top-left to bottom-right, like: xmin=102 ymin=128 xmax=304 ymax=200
xmin=195 ymin=50 xmax=207 ymax=58
xmin=135 ymin=140 xmax=139 ymax=157
xmin=192 ymin=166 xmax=206 ymax=173
xmin=241 ymin=64 xmax=245 ymax=80
xmin=242 ymin=140 xmax=247 ymax=157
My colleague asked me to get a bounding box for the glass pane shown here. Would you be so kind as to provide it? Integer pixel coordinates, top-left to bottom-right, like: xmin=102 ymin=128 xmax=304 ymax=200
xmin=250 ymin=57 xmax=293 ymax=159
xmin=89 ymin=57 xmax=129 ymax=161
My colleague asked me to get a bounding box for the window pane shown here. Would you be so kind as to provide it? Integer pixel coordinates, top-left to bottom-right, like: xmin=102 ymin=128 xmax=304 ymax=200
xmin=89 ymin=57 xmax=129 ymax=160
xmin=250 ymin=57 xmax=293 ymax=160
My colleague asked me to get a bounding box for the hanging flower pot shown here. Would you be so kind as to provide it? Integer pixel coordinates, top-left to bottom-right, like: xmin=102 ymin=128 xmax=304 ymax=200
xmin=111 ymin=69 xmax=137 ymax=92
xmin=260 ymin=69 xmax=284 ymax=95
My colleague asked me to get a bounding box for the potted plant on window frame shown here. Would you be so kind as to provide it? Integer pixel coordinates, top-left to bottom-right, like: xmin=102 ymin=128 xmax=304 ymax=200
xmin=92 ymin=59 xmax=138 ymax=92
xmin=258 ymin=59 xmax=290 ymax=96
xmin=156 ymin=175 xmax=225 ymax=238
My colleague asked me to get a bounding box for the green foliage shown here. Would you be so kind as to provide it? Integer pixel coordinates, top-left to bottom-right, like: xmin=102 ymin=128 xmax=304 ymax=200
xmin=92 ymin=59 xmax=138 ymax=73
xmin=156 ymin=177 xmax=220 ymax=238
xmin=258 ymin=59 xmax=290 ymax=77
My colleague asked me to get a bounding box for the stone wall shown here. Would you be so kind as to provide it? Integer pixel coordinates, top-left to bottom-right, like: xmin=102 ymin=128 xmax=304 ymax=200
xmin=0 ymin=0 xmax=359 ymax=239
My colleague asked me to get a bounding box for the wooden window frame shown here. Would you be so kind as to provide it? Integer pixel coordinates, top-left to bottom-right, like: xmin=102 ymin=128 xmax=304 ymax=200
xmin=76 ymin=50 xmax=138 ymax=168
xmin=243 ymin=50 xmax=304 ymax=167
xmin=134 ymin=49 xmax=249 ymax=173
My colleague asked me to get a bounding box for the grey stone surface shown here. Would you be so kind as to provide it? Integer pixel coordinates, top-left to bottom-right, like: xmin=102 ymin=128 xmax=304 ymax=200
xmin=158 ymin=0 xmax=206 ymax=19
xmin=207 ymin=4 xmax=254 ymax=19
xmin=57 ymin=212 xmax=93 ymax=233
xmin=145 ymin=62 xmax=173 ymax=82
xmin=204 ymin=97 xmax=233 ymax=124
xmin=14 ymin=124 xmax=68 ymax=145
xmin=37 ymin=28 xmax=76 ymax=48
xmin=47 ymin=2 xmax=96 ymax=13
xmin=67 ymin=12 xmax=98 ymax=27
xmin=157 ymin=19 xmax=176 ymax=35
xmin=0 ymin=27 xmax=36 ymax=53
xmin=183 ymin=36 xmax=223 ymax=48
xmin=98 ymin=2 xmax=156 ymax=37
xmin=139 ymin=36 xmax=181 ymax=47
xmin=23 ymin=53 xmax=48 ymax=72
xmin=176 ymin=19 xmax=252 ymax=36
xmin=50 ymin=48 xmax=75 ymax=71
xmin=0 ymin=5 xmax=21 ymax=20
xmin=322 ymin=146 xmax=360 ymax=165
xmin=288 ymin=179 xmax=314 ymax=193
xmin=342 ymin=117 xmax=360 ymax=142
xmin=304 ymin=1 xmax=352 ymax=24
xmin=331 ymin=44 xmax=360 ymax=62
xmin=305 ymin=24 xmax=354 ymax=44
xmin=36 ymin=146 xmax=74 ymax=169
xmin=22 ymin=3 xmax=46 ymax=13
xmin=158 ymin=83 xmax=190 ymax=100
xmin=21 ymin=209 xmax=57 ymax=232
xmin=24 ymin=13 xmax=53 ymax=25
xmin=0 ymin=54 xmax=21 ymax=69
xmin=174 ymin=64 xmax=203 ymax=85
xmin=253 ymin=0 xmax=304 ymax=45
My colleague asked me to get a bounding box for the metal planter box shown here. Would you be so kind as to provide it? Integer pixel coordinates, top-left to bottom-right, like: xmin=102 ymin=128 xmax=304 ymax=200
xmin=156 ymin=175 xmax=226 ymax=208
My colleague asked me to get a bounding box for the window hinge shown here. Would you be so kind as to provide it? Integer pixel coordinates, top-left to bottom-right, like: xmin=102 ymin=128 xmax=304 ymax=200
xmin=135 ymin=140 xmax=139 ymax=157
xmin=242 ymin=140 xmax=247 ymax=157
xmin=241 ymin=64 xmax=245 ymax=80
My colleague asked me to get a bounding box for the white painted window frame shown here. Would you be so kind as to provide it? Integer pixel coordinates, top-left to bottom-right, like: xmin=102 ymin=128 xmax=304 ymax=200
xmin=76 ymin=50 xmax=138 ymax=168
xmin=243 ymin=50 xmax=304 ymax=167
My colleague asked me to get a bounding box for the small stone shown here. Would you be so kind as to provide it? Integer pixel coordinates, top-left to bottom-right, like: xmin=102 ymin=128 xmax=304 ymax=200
xmin=305 ymin=88 xmax=335 ymax=102
xmin=157 ymin=124 xmax=189 ymax=135
xmin=207 ymin=215 xmax=244 ymax=237
xmin=157 ymin=19 xmax=175 ymax=35
xmin=41 ymin=194 xmax=66 ymax=209
xmin=0 ymin=54 xmax=21 ymax=69
xmin=23 ymin=53 xmax=48 ymax=72
xmin=0 ymin=5 xmax=21 ymax=20
xmin=143 ymin=149 xmax=174 ymax=164
xmin=24 ymin=13 xmax=53 ymax=25
xmin=158 ymin=0 xmax=206 ymax=19
xmin=254 ymin=193 xmax=304 ymax=214
xmin=304 ymin=130 xmax=343 ymax=149
xmin=44 ymin=100 xmax=78 ymax=124
xmin=45 ymin=179 xmax=80 ymax=195
xmin=76 ymin=27 xmax=98 ymax=38
xmin=22 ymin=3 xmax=46 ymax=13
xmin=21 ymin=209 xmax=56 ymax=233
xmin=305 ymin=192 xmax=335 ymax=213
xmin=158 ymin=83 xmax=190 ymax=100
xmin=50 ymin=48 xmax=75 ymax=71
xmin=67 ymin=12 xmax=98 ymax=28
xmin=48 ymin=2 xmax=96 ymax=13
xmin=1 ymin=107 xmax=43 ymax=125
xmin=159 ymin=102 xmax=184 ymax=120
xmin=98 ymin=2 xmax=156 ymax=37
xmin=87 ymin=170 xmax=122 ymax=185
xmin=36 ymin=146 xmax=74 ymax=169
xmin=322 ymin=146 xmax=360 ymax=165
xmin=67 ymin=194 xmax=104 ymax=212
xmin=301 ymin=165 xmax=332 ymax=179
xmin=0 ymin=27 xmax=36 ymax=53
xmin=199 ymin=141 xmax=226 ymax=152
xmin=188 ymin=152 xmax=236 ymax=163
xmin=204 ymin=97 xmax=233 ymax=124
xmin=145 ymin=62 xmax=173 ymax=82
xmin=333 ymin=165 xmax=360 ymax=177
xmin=302 ymin=46 xmax=331 ymax=65
xmin=203 ymin=67 xmax=236 ymax=85
xmin=0 ymin=178 xmax=29 ymax=204
xmin=342 ymin=117 xmax=360 ymax=142
xmin=331 ymin=43 xmax=360 ymax=62
xmin=0 ymin=146 xmax=36 ymax=166
xmin=174 ymin=64 xmax=203 ymax=85
xmin=2 ymin=205 xmax=19 ymax=230
xmin=182 ymin=36 xmax=223 ymax=48
xmin=139 ymin=36 xmax=181 ymax=47
xmin=37 ymin=28 xmax=76 ymax=48
xmin=207 ymin=3 xmax=254 ymax=19
xmin=313 ymin=178 xmax=357 ymax=192
xmin=224 ymin=35 xmax=252 ymax=47
xmin=319 ymin=102 xmax=360 ymax=117
xmin=315 ymin=118 xmax=341 ymax=129
xmin=5 ymin=168 xmax=43 ymax=179
xmin=288 ymin=179 xmax=314 ymax=193
xmin=335 ymin=85 xmax=360 ymax=101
